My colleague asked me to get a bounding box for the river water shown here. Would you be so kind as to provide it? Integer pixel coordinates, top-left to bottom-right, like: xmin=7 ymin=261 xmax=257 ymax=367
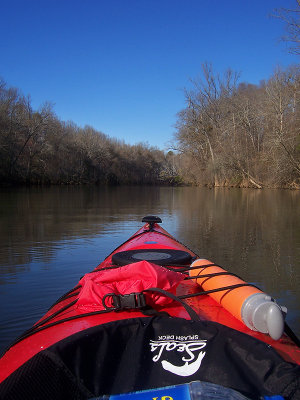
xmin=0 ymin=185 xmax=299 ymax=352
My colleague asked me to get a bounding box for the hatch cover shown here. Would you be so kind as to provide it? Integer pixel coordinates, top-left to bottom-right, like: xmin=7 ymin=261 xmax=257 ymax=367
xmin=112 ymin=249 xmax=192 ymax=266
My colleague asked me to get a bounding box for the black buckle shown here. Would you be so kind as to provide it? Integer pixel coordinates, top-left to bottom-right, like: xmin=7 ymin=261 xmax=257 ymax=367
xmin=102 ymin=292 xmax=146 ymax=311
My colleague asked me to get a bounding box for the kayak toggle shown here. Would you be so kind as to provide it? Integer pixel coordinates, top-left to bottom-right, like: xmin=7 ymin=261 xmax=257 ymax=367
xmin=142 ymin=215 xmax=162 ymax=230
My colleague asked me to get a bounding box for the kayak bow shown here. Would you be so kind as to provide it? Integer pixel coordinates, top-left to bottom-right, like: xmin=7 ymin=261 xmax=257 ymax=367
xmin=0 ymin=216 xmax=299 ymax=400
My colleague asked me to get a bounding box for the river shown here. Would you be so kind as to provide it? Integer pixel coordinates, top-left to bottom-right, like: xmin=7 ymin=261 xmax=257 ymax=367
xmin=0 ymin=185 xmax=299 ymax=353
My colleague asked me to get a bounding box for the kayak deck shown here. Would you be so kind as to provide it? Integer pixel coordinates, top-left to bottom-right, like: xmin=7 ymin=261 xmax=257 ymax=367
xmin=0 ymin=217 xmax=299 ymax=386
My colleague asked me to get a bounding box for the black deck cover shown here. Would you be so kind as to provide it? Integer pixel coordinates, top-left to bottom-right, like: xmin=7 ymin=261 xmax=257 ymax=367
xmin=0 ymin=316 xmax=299 ymax=400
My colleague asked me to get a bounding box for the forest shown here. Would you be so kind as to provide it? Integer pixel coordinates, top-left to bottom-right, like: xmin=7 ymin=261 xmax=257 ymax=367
xmin=174 ymin=64 xmax=300 ymax=189
xmin=0 ymin=62 xmax=299 ymax=188
xmin=0 ymin=80 xmax=177 ymax=186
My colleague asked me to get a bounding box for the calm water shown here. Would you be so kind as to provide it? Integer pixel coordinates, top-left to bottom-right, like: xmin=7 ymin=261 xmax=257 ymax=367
xmin=0 ymin=186 xmax=299 ymax=352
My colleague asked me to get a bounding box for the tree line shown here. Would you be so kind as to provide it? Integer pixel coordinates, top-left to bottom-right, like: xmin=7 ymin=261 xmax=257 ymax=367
xmin=1 ymin=64 xmax=299 ymax=189
xmin=0 ymin=79 xmax=178 ymax=185
xmin=174 ymin=64 xmax=300 ymax=189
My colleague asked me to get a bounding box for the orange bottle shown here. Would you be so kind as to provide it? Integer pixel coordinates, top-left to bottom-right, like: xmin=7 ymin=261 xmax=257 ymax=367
xmin=189 ymin=259 xmax=287 ymax=340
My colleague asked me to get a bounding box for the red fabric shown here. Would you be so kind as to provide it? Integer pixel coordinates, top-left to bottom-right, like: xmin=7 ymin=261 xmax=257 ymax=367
xmin=77 ymin=261 xmax=185 ymax=311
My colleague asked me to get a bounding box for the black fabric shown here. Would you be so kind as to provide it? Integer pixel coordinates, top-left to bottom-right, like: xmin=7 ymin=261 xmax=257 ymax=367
xmin=112 ymin=249 xmax=192 ymax=266
xmin=0 ymin=316 xmax=299 ymax=400
xmin=0 ymin=350 xmax=93 ymax=400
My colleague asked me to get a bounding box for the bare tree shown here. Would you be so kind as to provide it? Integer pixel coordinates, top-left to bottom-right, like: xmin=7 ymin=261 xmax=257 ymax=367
xmin=263 ymin=66 xmax=300 ymax=183
xmin=176 ymin=63 xmax=240 ymax=186
xmin=273 ymin=0 xmax=300 ymax=55
xmin=175 ymin=64 xmax=300 ymax=188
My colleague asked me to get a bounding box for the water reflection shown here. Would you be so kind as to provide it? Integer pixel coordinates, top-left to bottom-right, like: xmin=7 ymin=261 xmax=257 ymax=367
xmin=0 ymin=186 xmax=167 ymax=273
xmin=0 ymin=186 xmax=299 ymax=351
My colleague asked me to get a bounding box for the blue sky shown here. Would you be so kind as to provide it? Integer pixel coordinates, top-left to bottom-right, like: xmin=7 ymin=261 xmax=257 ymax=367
xmin=0 ymin=0 xmax=298 ymax=149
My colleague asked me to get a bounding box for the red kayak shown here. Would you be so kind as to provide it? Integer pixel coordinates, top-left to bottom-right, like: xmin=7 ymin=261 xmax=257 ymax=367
xmin=0 ymin=216 xmax=299 ymax=400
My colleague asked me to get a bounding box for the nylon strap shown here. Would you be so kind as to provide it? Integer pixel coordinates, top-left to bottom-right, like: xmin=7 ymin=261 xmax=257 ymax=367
xmin=143 ymin=287 xmax=201 ymax=321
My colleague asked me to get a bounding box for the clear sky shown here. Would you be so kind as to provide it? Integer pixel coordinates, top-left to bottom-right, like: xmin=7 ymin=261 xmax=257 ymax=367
xmin=0 ymin=0 xmax=299 ymax=150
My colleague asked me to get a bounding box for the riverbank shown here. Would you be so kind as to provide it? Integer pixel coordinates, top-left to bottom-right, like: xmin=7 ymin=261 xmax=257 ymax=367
xmin=1 ymin=178 xmax=300 ymax=189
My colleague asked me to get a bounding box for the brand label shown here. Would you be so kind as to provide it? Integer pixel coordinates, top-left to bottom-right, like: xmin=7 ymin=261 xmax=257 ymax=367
xmin=150 ymin=335 xmax=207 ymax=377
